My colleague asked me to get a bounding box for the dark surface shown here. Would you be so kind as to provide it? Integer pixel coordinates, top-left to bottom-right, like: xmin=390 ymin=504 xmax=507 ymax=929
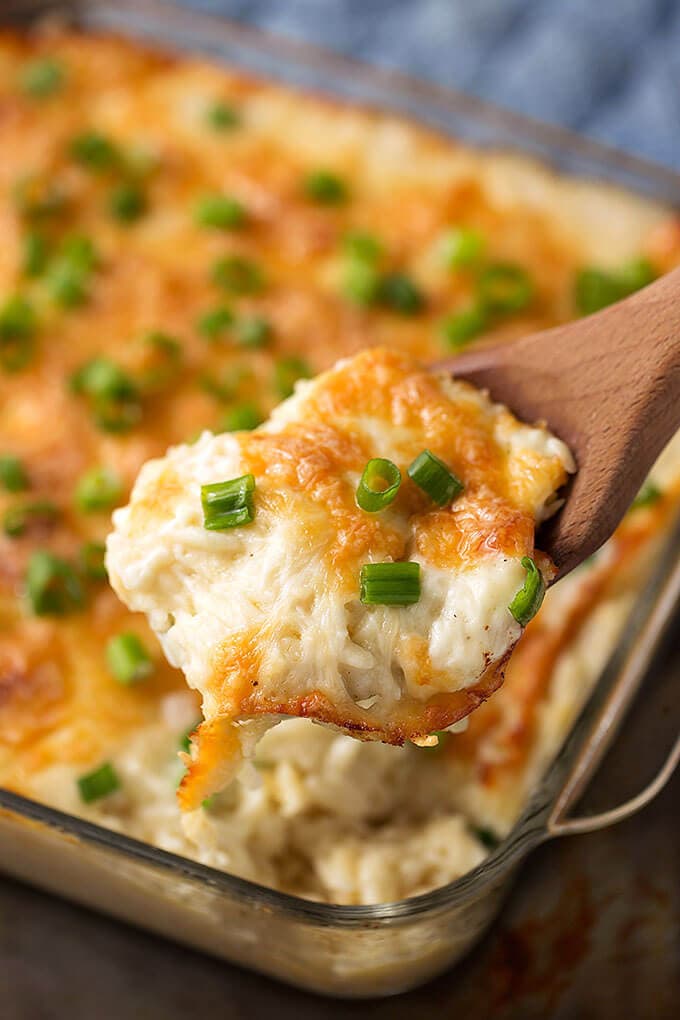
xmin=3 ymin=641 xmax=678 ymax=1020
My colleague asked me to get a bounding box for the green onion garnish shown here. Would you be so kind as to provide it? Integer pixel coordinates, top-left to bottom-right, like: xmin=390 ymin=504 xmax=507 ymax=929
xmin=75 ymin=467 xmax=123 ymax=513
xmin=26 ymin=550 xmax=84 ymax=616
xmin=69 ymin=131 xmax=120 ymax=171
xmin=342 ymin=260 xmax=381 ymax=305
xmin=0 ymin=455 xmax=29 ymax=492
xmin=236 ymin=315 xmax=271 ymax=349
xmin=194 ymin=194 xmax=247 ymax=230
xmin=47 ymin=235 xmax=98 ymax=308
xmin=378 ymin=273 xmax=425 ymax=315
xmin=440 ymin=227 xmax=485 ymax=269
xmin=477 ymin=263 xmax=533 ymax=314
xmin=212 ymin=255 xmax=263 ymax=294
xmin=106 ymin=632 xmax=153 ymax=685
xmin=22 ymin=231 xmax=49 ymax=277
xmin=408 ymin=449 xmax=463 ymax=506
xmin=79 ymin=540 xmax=108 ymax=581
xmin=109 ymin=183 xmax=147 ymax=223
xmin=48 ymin=259 xmax=88 ymax=307
xmin=631 ymin=480 xmax=662 ymax=510
xmin=197 ymin=306 xmax=234 ymax=341
xmin=274 ymin=355 xmax=311 ymax=399
xmin=205 ymin=101 xmax=240 ymax=131
xmin=343 ymin=231 xmax=382 ymax=262
xmin=3 ymin=500 xmax=58 ymax=538
xmin=137 ymin=331 xmax=182 ymax=391
xmin=0 ymin=295 xmax=36 ymax=371
xmin=20 ymin=58 xmax=65 ymax=98
xmin=508 ymin=556 xmax=545 ymax=626
xmin=220 ymin=402 xmax=263 ymax=432
xmin=179 ymin=721 xmax=200 ymax=753
xmin=60 ymin=234 xmax=99 ymax=272
xmin=439 ymin=305 xmax=488 ymax=351
xmin=360 ymin=561 xmax=421 ymax=606
xmin=201 ymin=474 xmax=256 ymax=530
xmin=356 ymin=458 xmax=401 ymax=512
xmin=473 ymin=826 xmax=499 ymax=850
xmin=574 ymin=257 xmax=657 ymax=316
xmin=304 ymin=170 xmax=348 ymax=204
xmin=617 ymin=257 xmax=656 ymax=296
xmin=70 ymin=358 xmax=141 ymax=433
xmin=77 ymin=762 xmax=120 ymax=803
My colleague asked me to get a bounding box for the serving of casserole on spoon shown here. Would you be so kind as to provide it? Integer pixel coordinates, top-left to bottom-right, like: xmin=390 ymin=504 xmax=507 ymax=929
xmin=107 ymin=270 xmax=680 ymax=810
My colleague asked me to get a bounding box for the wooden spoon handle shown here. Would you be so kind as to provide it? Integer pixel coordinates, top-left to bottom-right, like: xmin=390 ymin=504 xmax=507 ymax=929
xmin=444 ymin=267 xmax=680 ymax=575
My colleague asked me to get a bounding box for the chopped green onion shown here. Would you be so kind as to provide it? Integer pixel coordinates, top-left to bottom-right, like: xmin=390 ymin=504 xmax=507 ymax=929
xmin=508 ymin=556 xmax=545 ymax=626
xmin=0 ymin=455 xmax=28 ymax=492
xmin=378 ymin=273 xmax=425 ymax=315
xmin=342 ymin=260 xmax=381 ymax=305
xmin=75 ymin=467 xmax=123 ymax=513
xmin=3 ymin=500 xmax=58 ymax=538
xmin=77 ymin=762 xmax=120 ymax=803
xmin=408 ymin=449 xmax=463 ymax=506
xmin=137 ymin=331 xmax=182 ymax=391
xmin=477 ymin=263 xmax=533 ymax=314
xmin=360 ymin=561 xmax=421 ymax=606
xmin=220 ymin=402 xmax=263 ymax=432
xmin=70 ymin=358 xmax=141 ymax=433
xmin=70 ymin=357 xmax=135 ymax=399
xmin=201 ymin=474 xmax=256 ymax=530
xmin=205 ymin=101 xmax=240 ymax=131
xmin=274 ymin=355 xmax=311 ymax=399
xmin=197 ymin=305 xmax=234 ymax=341
xmin=439 ymin=304 xmax=488 ymax=351
xmin=631 ymin=480 xmax=662 ymax=510
xmin=79 ymin=540 xmax=108 ymax=581
xmin=60 ymin=234 xmax=98 ymax=273
xmin=440 ymin=227 xmax=485 ymax=269
xmin=472 ymin=826 xmax=499 ymax=850
xmin=575 ymin=257 xmax=657 ymax=316
xmin=47 ymin=259 xmax=88 ymax=307
xmin=356 ymin=458 xmax=401 ymax=512
xmin=22 ymin=231 xmax=49 ymax=277
xmin=342 ymin=231 xmax=382 ymax=262
xmin=26 ymin=550 xmax=84 ymax=616
xmin=20 ymin=58 xmax=65 ymax=98
xmin=109 ymin=183 xmax=147 ymax=223
xmin=574 ymin=269 xmax=621 ymax=316
xmin=212 ymin=255 xmax=263 ymax=294
xmin=303 ymin=170 xmax=348 ymax=204
xmin=106 ymin=632 xmax=153 ymax=685
xmin=618 ymin=257 xmax=656 ymax=296
xmin=236 ymin=315 xmax=272 ymax=349
xmin=0 ymin=295 xmax=36 ymax=371
xmin=69 ymin=131 xmax=120 ymax=171
xmin=194 ymin=194 xmax=247 ymax=230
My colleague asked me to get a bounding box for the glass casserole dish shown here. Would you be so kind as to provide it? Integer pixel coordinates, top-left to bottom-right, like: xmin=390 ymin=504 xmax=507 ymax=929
xmin=1 ymin=0 xmax=679 ymax=997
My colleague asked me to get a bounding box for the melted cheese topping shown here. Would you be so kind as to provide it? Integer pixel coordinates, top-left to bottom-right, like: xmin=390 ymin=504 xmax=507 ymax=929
xmin=107 ymin=348 xmax=573 ymax=808
xmin=0 ymin=27 xmax=677 ymax=902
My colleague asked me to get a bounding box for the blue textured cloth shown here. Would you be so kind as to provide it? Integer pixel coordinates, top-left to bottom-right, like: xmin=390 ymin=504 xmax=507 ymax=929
xmin=183 ymin=0 xmax=680 ymax=170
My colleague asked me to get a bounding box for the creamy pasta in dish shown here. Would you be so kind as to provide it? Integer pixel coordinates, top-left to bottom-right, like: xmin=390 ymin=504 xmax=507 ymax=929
xmin=1 ymin=26 xmax=679 ymax=904
xmin=107 ymin=347 xmax=573 ymax=808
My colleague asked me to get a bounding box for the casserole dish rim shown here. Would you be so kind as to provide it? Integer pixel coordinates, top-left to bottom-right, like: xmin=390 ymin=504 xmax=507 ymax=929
xmin=1 ymin=0 xmax=679 ymax=931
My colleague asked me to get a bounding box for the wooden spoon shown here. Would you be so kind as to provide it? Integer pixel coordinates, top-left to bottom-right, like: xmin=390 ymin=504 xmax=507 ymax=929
xmin=442 ymin=266 xmax=680 ymax=577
